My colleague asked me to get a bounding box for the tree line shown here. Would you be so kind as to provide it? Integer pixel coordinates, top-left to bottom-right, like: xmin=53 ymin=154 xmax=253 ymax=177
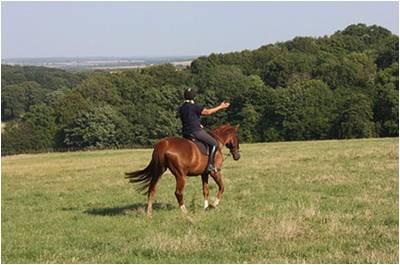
xmin=2 ymin=24 xmax=398 ymax=155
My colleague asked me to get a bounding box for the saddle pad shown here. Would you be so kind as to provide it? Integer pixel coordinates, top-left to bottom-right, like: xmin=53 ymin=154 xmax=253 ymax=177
xmin=186 ymin=138 xmax=209 ymax=156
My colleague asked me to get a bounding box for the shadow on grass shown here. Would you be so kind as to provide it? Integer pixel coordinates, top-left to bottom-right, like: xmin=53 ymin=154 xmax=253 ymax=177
xmin=83 ymin=202 xmax=175 ymax=216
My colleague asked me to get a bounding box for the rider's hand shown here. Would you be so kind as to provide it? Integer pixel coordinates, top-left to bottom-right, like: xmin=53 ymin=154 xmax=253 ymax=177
xmin=220 ymin=101 xmax=230 ymax=109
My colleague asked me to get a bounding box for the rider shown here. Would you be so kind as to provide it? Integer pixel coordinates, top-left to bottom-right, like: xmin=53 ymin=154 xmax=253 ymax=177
xmin=179 ymin=88 xmax=230 ymax=173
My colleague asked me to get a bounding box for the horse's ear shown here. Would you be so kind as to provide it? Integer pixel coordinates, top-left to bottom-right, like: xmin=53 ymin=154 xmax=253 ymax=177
xmin=235 ymin=124 xmax=240 ymax=131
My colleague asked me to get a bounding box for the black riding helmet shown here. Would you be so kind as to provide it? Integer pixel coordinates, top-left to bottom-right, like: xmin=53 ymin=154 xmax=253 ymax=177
xmin=184 ymin=88 xmax=197 ymax=100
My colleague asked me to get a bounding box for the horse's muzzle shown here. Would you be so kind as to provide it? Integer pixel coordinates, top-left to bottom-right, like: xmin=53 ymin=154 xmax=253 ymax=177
xmin=232 ymin=152 xmax=241 ymax=161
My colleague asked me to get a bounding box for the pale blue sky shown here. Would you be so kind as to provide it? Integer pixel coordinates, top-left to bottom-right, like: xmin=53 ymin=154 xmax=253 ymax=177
xmin=1 ymin=1 xmax=398 ymax=58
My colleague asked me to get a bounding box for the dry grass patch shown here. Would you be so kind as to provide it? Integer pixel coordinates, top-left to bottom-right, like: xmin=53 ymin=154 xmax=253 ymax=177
xmin=146 ymin=229 xmax=207 ymax=252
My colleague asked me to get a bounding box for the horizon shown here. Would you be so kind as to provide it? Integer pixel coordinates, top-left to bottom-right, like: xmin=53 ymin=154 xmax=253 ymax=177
xmin=2 ymin=55 xmax=201 ymax=60
xmin=2 ymin=2 xmax=399 ymax=59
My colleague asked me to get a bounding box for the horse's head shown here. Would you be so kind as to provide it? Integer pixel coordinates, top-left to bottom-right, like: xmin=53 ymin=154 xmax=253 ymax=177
xmin=212 ymin=124 xmax=241 ymax=161
xmin=225 ymin=124 xmax=241 ymax=161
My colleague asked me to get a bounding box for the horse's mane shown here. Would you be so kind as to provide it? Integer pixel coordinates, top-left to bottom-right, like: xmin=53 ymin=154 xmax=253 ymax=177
xmin=210 ymin=124 xmax=236 ymax=143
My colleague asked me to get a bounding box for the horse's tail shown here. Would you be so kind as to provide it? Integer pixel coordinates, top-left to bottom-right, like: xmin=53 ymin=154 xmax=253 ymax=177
xmin=125 ymin=144 xmax=166 ymax=194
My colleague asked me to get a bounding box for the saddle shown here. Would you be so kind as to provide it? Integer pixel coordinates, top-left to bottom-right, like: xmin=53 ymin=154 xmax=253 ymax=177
xmin=183 ymin=135 xmax=209 ymax=156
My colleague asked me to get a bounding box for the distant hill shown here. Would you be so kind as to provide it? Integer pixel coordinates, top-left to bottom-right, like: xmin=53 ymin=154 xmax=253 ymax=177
xmin=1 ymin=56 xmax=198 ymax=71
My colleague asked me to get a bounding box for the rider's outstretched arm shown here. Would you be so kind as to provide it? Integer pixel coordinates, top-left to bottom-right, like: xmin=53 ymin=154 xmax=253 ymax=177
xmin=201 ymin=101 xmax=230 ymax=116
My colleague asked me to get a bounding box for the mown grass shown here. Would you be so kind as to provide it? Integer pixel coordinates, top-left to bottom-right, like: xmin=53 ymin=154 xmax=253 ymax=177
xmin=2 ymin=138 xmax=399 ymax=263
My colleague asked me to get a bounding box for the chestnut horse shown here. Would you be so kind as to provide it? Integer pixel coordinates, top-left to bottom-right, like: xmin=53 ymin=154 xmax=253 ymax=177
xmin=125 ymin=124 xmax=241 ymax=216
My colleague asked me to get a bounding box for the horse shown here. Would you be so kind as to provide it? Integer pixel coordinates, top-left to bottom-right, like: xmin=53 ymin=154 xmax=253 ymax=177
xmin=125 ymin=124 xmax=241 ymax=216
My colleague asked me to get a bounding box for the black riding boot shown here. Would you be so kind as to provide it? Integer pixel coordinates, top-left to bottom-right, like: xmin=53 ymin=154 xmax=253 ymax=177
xmin=207 ymin=145 xmax=217 ymax=173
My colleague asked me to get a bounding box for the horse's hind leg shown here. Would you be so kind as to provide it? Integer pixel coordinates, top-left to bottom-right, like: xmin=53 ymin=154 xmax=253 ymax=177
xmin=146 ymin=182 xmax=156 ymax=217
xmin=146 ymin=176 xmax=163 ymax=217
xmin=201 ymin=173 xmax=210 ymax=209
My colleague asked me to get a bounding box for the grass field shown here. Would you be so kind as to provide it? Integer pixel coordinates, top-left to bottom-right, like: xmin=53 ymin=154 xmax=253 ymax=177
xmin=2 ymin=138 xmax=399 ymax=263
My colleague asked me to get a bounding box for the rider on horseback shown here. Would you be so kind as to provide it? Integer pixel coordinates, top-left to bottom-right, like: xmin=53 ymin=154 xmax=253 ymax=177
xmin=179 ymin=88 xmax=230 ymax=173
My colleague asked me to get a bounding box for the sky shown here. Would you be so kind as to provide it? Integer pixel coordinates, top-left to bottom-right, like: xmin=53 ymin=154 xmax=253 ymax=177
xmin=1 ymin=1 xmax=399 ymax=58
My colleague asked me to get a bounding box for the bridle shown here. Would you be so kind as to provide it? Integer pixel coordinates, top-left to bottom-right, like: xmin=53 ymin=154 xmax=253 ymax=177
xmin=225 ymin=141 xmax=240 ymax=160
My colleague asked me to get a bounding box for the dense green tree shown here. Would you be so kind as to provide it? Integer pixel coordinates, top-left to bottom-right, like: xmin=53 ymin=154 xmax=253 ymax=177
xmin=333 ymin=90 xmax=376 ymax=139
xmin=141 ymin=64 xmax=192 ymax=87
xmin=261 ymin=80 xmax=336 ymax=141
xmin=237 ymin=104 xmax=261 ymax=143
xmin=262 ymin=53 xmax=291 ymax=88
xmin=313 ymin=52 xmax=376 ymax=89
xmin=313 ymin=52 xmax=342 ymax=89
xmin=376 ymin=63 xmax=399 ymax=89
xmin=2 ymin=64 xmax=85 ymax=89
xmin=373 ymin=84 xmax=399 ymax=137
xmin=284 ymin=37 xmax=319 ymax=54
xmin=77 ymin=75 xmax=121 ymax=105
xmin=22 ymin=104 xmax=57 ymax=148
xmin=201 ymin=65 xmax=251 ymax=99
xmin=2 ymin=104 xmax=57 ymax=154
xmin=64 ymin=105 xmax=131 ymax=148
xmin=52 ymin=90 xmax=90 ymax=126
xmin=375 ymin=35 xmax=399 ymax=69
xmin=2 ymin=84 xmax=27 ymax=121
xmin=1 ymin=81 xmax=47 ymax=121
xmin=1 ymin=65 xmax=27 ymax=86
xmin=2 ymin=121 xmax=38 ymax=155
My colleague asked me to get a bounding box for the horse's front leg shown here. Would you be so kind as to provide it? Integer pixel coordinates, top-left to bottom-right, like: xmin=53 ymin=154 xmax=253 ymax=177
xmin=174 ymin=175 xmax=188 ymax=214
xmin=201 ymin=173 xmax=209 ymax=209
xmin=210 ymin=171 xmax=224 ymax=208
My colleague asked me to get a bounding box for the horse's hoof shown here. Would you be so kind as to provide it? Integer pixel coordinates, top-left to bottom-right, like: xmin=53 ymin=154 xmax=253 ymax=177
xmin=180 ymin=205 xmax=188 ymax=214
